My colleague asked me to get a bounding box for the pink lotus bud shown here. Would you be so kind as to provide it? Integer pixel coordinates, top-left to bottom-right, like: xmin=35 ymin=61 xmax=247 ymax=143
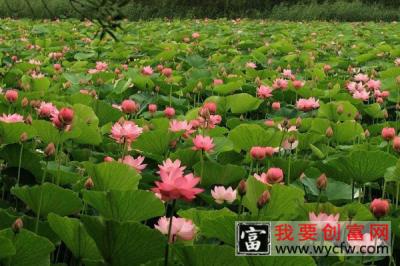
xmin=58 ymin=108 xmax=74 ymax=125
xmin=316 ymin=174 xmax=328 ymax=190
xmin=257 ymin=190 xmax=270 ymax=209
xmin=272 ymin=102 xmax=280 ymax=110
xmin=162 ymin=68 xmax=172 ymax=77
xmin=44 ymin=143 xmax=56 ymax=157
xmin=121 ymin=99 xmax=139 ymax=114
xmin=326 ymin=127 xmax=333 ymax=138
xmin=104 ymin=156 xmax=114 ymax=162
xmin=84 ymin=177 xmax=94 ymax=189
xmin=5 ymin=89 xmax=18 ymax=103
xmin=203 ymin=102 xmax=217 ymax=114
xmin=250 ymin=146 xmax=266 ymax=160
xmin=237 ymin=180 xmax=247 ymax=197
xmin=381 ymin=127 xmax=396 ymax=141
xmin=53 ymin=63 xmax=62 ymax=72
xmin=148 ymin=104 xmax=157 ymax=113
xmin=393 ymin=136 xmax=400 ymax=152
xmin=370 ymin=198 xmax=390 ymax=218
xmin=164 ymin=107 xmax=175 ymax=118
xmin=19 ymin=132 xmax=28 ymax=142
xmin=12 ymin=218 xmax=23 ymax=233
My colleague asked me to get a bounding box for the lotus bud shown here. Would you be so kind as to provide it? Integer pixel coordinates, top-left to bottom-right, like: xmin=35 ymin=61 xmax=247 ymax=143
xmin=25 ymin=115 xmax=32 ymax=125
xmin=21 ymin=97 xmax=29 ymax=108
xmin=19 ymin=132 xmax=28 ymax=142
xmin=383 ymin=109 xmax=388 ymax=119
xmin=84 ymin=177 xmax=94 ymax=189
xmin=336 ymin=104 xmax=344 ymax=115
xmin=354 ymin=112 xmax=362 ymax=121
xmin=393 ymin=136 xmax=400 ymax=152
xmin=370 ymin=198 xmax=390 ymax=219
xmin=237 ymin=179 xmax=247 ymax=197
xmin=295 ymin=117 xmax=302 ymax=127
xmin=257 ymin=190 xmax=270 ymax=209
xmin=288 ymin=135 xmax=297 ymax=144
xmin=316 ymin=174 xmax=328 ymax=190
xmin=364 ymin=129 xmax=370 ymax=138
xmin=12 ymin=218 xmax=23 ymax=233
xmin=44 ymin=143 xmax=56 ymax=157
xmin=325 ymin=127 xmax=333 ymax=138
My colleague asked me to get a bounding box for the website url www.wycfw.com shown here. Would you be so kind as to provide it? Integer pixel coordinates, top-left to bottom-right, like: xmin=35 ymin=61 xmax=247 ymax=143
xmin=275 ymin=242 xmax=390 ymax=256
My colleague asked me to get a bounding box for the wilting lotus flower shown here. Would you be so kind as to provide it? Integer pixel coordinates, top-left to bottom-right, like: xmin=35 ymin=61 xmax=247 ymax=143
xmin=257 ymin=85 xmax=272 ymax=99
xmin=192 ymin=135 xmax=214 ymax=152
xmin=155 ymin=216 xmax=196 ymax=243
xmin=141 ymin=66 xmax=153 ymax=76
xmin=309 ymin=212 xmax=340 ymax=229
xmin=110 ymin=120 xmax=143 ymax=144
xmin=0 ymin=113 xmax=24 ymax=123
xmin=347 ymin=233 xmax=383 ymax=253
xmin=211 ymin=186 xmax=237 ymax=204
xmin=119 ymin=155 xmax=147 ymax=173
xmin=296 ymin=97 xmax=320 ymax=111
xmin=152 ymin=159 xmax=203 ymax=201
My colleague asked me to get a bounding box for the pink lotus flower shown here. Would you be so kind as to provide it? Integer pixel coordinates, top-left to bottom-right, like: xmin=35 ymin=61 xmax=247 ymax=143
xmin=152 ymin=159 xmax=203 ymax=201
xmin=370 ymin=198 xmax=390 ymax=218
xmin=282 ymin=69 xmax=293 ymax=79
xmin=246 ymin=62 xmax=257 ymax=69
xmin=162 ymin=68 xmax=173 ymax=77
xmin=282 ymin=139 xmax=299 ymax=150
xmin=347 ymin=233 xmax=383 ymax=252
xmin=104 ymin=156 xmax=114 ymax=162
xmin=381 ymin=127 xmax=395 ymax=141
xmin=192 ymin=135 xmax=215 ymax=152
xmin=367 ymin=79 xmax=381 ymax=90
xmin=37 ymin=102 xmax=58 ymax=118
xmin=209 ymin=115 xmax=222 ymax=126
xmin=272 ymin=102 xmax=280 ymax=110
xmin=119 ymin=155 xmax=147 ymax=173
xmin=121 ymin=99 xmax=139 ymax=114
xmin=264 ymin=120 xmax=275 ymax=127
xmin=213 ymin=79 xmax=223 ymax=86
xmin=5 ymin=89 xmax=18 ymax=103
xmin=352 ymin=90 xmax=370 ymax=101
xmin=309 ymin=212 xmax=340 ymax=229
xmin=95 ymin=61 xmax=108 ymax=72
xmin=142 ymin=66 xmax=153 ymax=76
xmin=148 ymin=104 xmax=157 ymax=113
xmin=155 ymin=216 xmax=196 ymax=243
xmin=250 ymin=146 xmax=267 ymax=160
xmin=346 ymin=81 xmax=364 ymax=93
xmin=292 ymin=80 xmax=305 ymax=89
xmin=164 ymin=107 xmax=175 ymax=118
xmin=202 ymin=102 xmax=217 ymax=114
xmin=265 ymin=168 xmax=284 ymax=184
xmin=323 ymin=64 xmax=332 ymax=72
xmin=257 ymin=85 xmax=272 ymax=99
xmin=192 ymin=32 xmax=200 ymax=39
xmin=296 ymin=97 xmax=320 ymax=111
xmin=53 ymin=64 xmax=62 ymax=72
xmin=211 ymin=186 xmax=237 ymax=204
xmin=272 ymin=78 xmax=288 ymax=90
xmin=169 ymin=120 xmax=193 ymax=136
xmin=354 ymin=73 xmax=369 ymax=82
xmin=110 ymin=121 xmax=143 ymax=144
xmin=0 ymin=113 xmax=24 ymax=123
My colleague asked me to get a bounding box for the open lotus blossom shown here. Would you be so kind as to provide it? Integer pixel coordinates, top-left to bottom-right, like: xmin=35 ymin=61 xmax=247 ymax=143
xmin=309 ymin=212 xmax=340 ymax=229
xmin=352 ymin=90 xmax=370 ymax=101
xmin=347 ymin=233 xmax=383 ymax=253
xmin=155 ymin=216 xmax=196 ymax=243
xmin=257 ymin=85 xmax=273 ymax=99
xmin=272 ymin=78 xmax=288 ymax=90
xmin=282 ymin=69 xmax=293 ymax=79
xmin=95 ymin=61 xmax=108 ymax=71
xmin=211 ymin=186 xmax=237 ymax=204
xmin=367 ymin=79 xmax=381 ymax=90
xmin=354 ymin=73 xmax=369 ymax=82
xmin=152 ymin=159 xmax=203 ymax=201
xmin=37 ymin=101 xmax=58 ymax=118
xmin=110 ymin=120 xmax=143 ymax=144
xmin=296 ymin=97 xmax=320 ymax=111
xmin=0 ymin=113 xmax=24 ymax=123
xmin=169 ymin=120 xmax=194 ymax=137
xmin=119 ymin=155 xmax=147 ymax=173
xmin=346 ymin=81 xmax=365 ymax=93
xmin=192 ymin=135 xmax=215 ymax=152
xmin=282 ymin=138 xmax=299 ymax=150
xmin=141 ymin=66 xmax=153 ymax=75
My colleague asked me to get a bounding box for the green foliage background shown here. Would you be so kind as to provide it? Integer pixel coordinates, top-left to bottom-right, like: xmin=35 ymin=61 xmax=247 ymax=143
xmin=0 ymin=0 xmax=399 ymax=21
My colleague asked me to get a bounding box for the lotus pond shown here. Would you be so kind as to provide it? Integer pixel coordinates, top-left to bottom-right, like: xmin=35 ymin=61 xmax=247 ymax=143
xmin=0 ymin=18 xmax=400 ymax=265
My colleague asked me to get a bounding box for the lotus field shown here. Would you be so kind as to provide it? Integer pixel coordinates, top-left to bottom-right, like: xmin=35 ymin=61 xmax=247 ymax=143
xmin=1 ymin=18 xmax=400 ymax=265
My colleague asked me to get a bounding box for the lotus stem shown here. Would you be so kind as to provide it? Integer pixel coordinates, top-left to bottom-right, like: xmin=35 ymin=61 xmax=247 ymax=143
xmin=396 ymin=182 xmax=399 ymax=208
xmin=287 ymin=153 xmax=292 ymax=185
xmin=35 ymin=161 xmax=48 ymax=233
xmin=16 ymin=143 xmax=24 ymax=187
xmin=164 ymin=199 xmax=176 ymax=266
